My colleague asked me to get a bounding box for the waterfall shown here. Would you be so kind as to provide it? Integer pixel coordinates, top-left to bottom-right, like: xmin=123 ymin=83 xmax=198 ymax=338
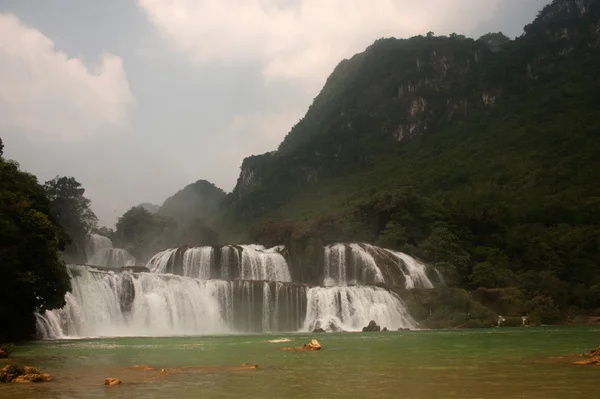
xmin=323 ymin=243 xmax=438 ymax=289
xmin=388 ymin=250 xmax=434 ymax=289
xmin=85 ymin=234 xmax=136 ymax=268
xmin=36 ymin=265 xmax=307 ymax=338
xmin=182 ymin=247 xmax=214 ymax=279
xmin=36 ymin=241 xmax=440 ymax=338
xmin=239 ymin=245 xmax=291 ymax=282
xmin=146 ymin=245 xmax=291 ymax=282
xmin=303 ymin=286 xmax=416 ymax=332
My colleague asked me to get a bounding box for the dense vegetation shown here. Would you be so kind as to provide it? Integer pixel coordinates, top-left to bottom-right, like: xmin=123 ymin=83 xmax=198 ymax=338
xmin=158 ymin=180 xmax=225 ymax=226
xmin=214 ymin=0 xmax=600 ymax=324
xmin=44 ymin=176 xmax=98 ymax=263
xmin=0 ymin=139 xmax=72 ymax=341
xmin=99 ymin=205 xmax=220 ymax=262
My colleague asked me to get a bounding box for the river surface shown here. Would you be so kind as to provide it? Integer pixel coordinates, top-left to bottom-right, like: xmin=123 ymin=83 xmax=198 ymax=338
xmin=1 ymin=326 xmax=598 ymax=399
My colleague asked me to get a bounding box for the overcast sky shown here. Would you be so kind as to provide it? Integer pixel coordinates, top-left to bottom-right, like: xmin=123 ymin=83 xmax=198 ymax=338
xmin=0 ymin=0 xmax=549 ymax=227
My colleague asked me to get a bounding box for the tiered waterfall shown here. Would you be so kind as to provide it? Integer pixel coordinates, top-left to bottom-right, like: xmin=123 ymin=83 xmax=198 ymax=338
xmin=36 ymin=242 xmax=441 ymax=338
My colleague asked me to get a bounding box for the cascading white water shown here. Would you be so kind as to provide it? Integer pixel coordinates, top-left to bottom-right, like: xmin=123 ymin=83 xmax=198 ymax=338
xmin=36 ymin=265 xmax=231 ymax=338
xmin=323 ymin=243 xmax=437 ymax=289
xmin=86 ymin=234 xmax=136 ymax=268
xmin=239 ymin=245 xmax=291 ymax=282
xmin=182 ymin=247 xmax=214 ymax=279
xmin=324 ymin=244 xmax=346 ymax=287
xmin=146 ymin=248 xmax=178 ymax=274
xmin=36 ymin=241 xmax=438 ymax=338
xmin=303 ymin=286 xmax=416 ymax=332
xmin=145 ymin=245 xmax=291 ymax=282
xmin=387 ymin=250 xmax=434 ymax=289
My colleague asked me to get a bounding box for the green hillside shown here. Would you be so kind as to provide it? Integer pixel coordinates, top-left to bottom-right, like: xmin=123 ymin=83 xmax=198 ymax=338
xmin=214 ymin=0 xmax=600 ymax=319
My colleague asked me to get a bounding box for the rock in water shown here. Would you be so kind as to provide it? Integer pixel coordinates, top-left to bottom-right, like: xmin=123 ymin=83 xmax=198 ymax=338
xmin=313 ymin=327 xmax=326 ymax=333
xmin=362 ymin=320 xmax=381 ymax=332
xmin=574 ymin=346 xmax=600 ymax=365
xmin=0 ymin=365 xmax=51 ymax=383
xmin=382 ymin=327 xmax=388 ymax=332
xmin=282 ymin=339 xmax=323 ymax=352
xmin=104 ymin=378 xmax=122 ymax=386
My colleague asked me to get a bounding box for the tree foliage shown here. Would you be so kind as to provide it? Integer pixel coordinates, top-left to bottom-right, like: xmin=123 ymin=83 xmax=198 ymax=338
xmin=0 ymin=143 xmax=71 ymax=341
xmin=44 ymin=176 xmax=98 ymax=263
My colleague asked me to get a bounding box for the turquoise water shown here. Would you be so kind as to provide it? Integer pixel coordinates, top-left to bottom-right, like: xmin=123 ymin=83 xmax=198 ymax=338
xmin=1 ymin=326 xmax=598 ymax=398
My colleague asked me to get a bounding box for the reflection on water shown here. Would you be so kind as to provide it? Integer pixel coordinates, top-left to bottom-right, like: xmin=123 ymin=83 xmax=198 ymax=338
xmin=2 ymin=326 xmax=598 ymax=399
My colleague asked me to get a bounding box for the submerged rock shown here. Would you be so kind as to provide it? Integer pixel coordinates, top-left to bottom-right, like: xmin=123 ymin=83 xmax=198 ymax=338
xmin=1 ymin=365 xmax=51 ymax=383
xmin=104 ymin=378 xmax=122 ymax=386
xmin=362 ymin=320 xmax=381 ymax=332
xmin=282 ymin=339 xmax=322 ymax=352
xmin=574 ymin=347 xmax=600 ymax=366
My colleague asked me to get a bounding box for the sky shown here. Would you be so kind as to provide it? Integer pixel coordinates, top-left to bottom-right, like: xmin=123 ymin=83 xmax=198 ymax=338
xmin=0 ymin=0 xmax=550 ymax=227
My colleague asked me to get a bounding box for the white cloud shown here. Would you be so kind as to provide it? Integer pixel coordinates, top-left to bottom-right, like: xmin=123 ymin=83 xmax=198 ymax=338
xmin=138 ymin=0 xmax=502 ymax=89
xmin=0 ymin=13 xmax=134 ymax=140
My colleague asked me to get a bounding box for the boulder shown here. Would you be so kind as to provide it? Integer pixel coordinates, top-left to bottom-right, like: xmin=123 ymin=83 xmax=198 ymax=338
xmin=382 ymin=327 xmax=388 ymax=332
xmin=362 ymin=320 xmax=381 ymax=332
xmin=313 ymin=328 xmax=326 ymax=333
xmin=104 ymin=378 xmax=122 ymax=386
xmin=1 ymin=365 xmax=51 ymax=383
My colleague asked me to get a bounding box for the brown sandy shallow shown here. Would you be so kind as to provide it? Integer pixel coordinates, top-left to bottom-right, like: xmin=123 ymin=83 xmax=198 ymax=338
xmin=539 ymin=347 xmax=600 ymax=367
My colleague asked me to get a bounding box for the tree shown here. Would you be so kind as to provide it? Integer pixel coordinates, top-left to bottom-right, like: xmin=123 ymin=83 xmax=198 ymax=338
xmin=427 ymin=31 xmax=435 ymax=37
xmin=115 ymin=206 xmax=174 ymax=261
xmin=0 ymin=148 xmax=71 ymax=341
xmin=44 ymin=177 xmax=98 ymax=263
xmin=478 ymin=32 xmax=511 ymax=52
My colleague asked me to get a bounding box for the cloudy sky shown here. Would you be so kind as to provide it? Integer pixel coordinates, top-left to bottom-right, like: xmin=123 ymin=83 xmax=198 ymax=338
xmin=0 ymin=0 xmax=549 ymax=226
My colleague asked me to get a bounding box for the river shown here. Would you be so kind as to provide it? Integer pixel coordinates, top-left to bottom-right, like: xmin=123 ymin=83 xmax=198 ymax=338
xmin=2 ymin=326 xmax=598 ymax=398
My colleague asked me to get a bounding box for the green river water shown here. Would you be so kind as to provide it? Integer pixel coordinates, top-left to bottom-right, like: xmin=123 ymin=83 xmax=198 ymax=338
xmin=1 ymin=326 xmax=598 ymax=399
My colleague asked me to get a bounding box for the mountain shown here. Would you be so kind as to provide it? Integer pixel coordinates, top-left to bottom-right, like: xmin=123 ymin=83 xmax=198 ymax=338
xmin=216 ymin=0 xmax=600 ymax=314
xmin=159 ymin=180 xmax=226 ymax=225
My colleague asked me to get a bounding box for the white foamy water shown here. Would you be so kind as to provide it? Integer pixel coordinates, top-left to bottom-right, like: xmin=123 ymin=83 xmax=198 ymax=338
xmin=303 ymin=286 xmax=416 ymax=332
xmin=36 ymin=265 xmax=230 ymax=338
xmin=36 ymin=265 xmax=306 ymax=339
xmin=146 ymin=245 xmax=291 ymax=282
xmin=86 ymin=234 xmax=136 ymax=268
xmin=239 ymin=245 xmax=291 ymax=282
xmin=323 ymin=243 xmax=437 ymax=288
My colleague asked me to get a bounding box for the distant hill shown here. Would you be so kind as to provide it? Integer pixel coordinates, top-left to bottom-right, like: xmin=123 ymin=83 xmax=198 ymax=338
xmin=159 ymin=180 xmax=226 ymax=225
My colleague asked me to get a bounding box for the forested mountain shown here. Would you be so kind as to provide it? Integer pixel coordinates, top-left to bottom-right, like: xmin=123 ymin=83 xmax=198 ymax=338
xmin=159 ymin=180 xmax=225 ymax=226
xmin=214 ymin=0 xmax=600 ymax=320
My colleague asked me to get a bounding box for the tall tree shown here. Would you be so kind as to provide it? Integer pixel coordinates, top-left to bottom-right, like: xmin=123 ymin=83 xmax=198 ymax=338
xmin=44 ymin=176 xmax=98 ymax=263
xmin=0 ymin=146 xmax=71 ymax=341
